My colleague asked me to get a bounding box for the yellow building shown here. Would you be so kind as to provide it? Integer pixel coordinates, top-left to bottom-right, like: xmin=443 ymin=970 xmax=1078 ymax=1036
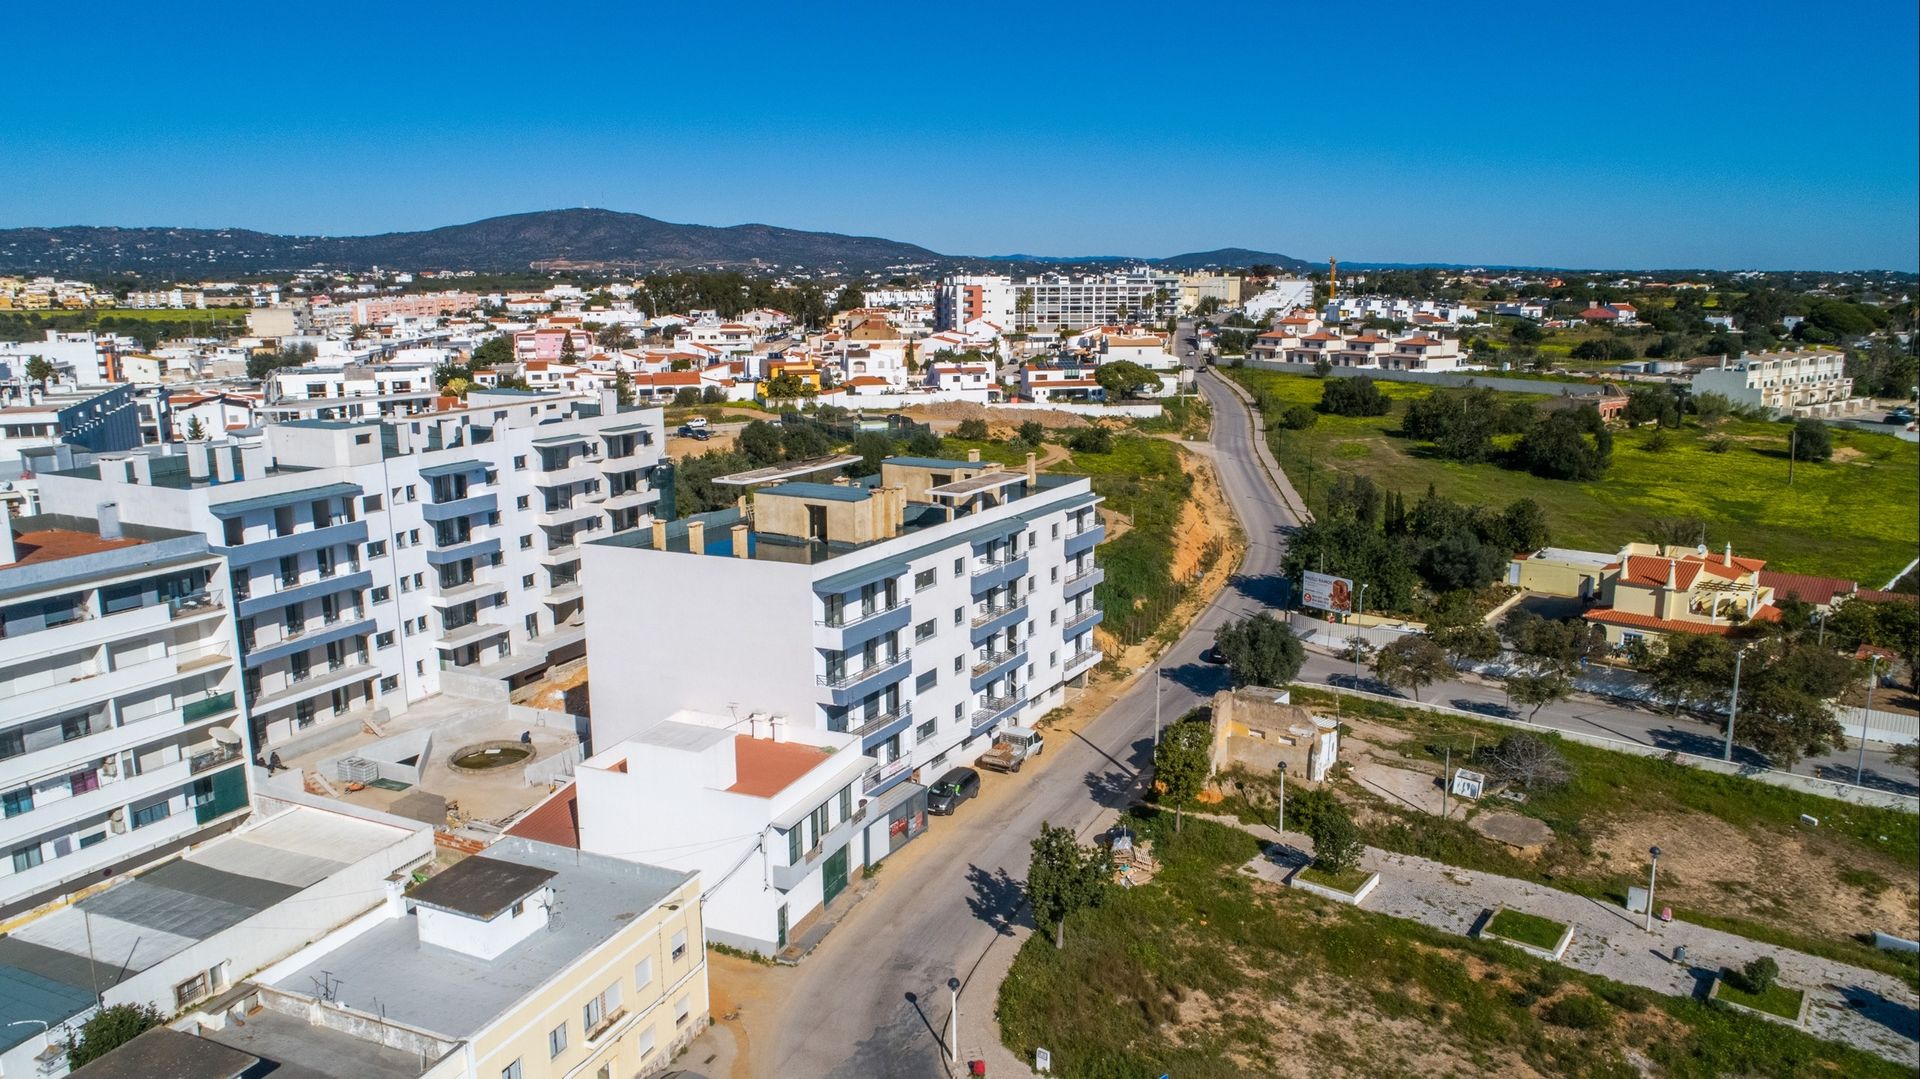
xmin=1507 ymin=547 xmax=1616 ymax=600
xmin=1582 ymin=542 xmax=1780 ymax=648
xmin=191 ymin=837 xmax=708 ymax=1079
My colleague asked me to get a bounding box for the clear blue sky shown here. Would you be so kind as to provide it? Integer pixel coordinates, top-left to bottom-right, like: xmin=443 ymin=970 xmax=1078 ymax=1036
xmin=4 ymin=1 xmax=1915 ymax=270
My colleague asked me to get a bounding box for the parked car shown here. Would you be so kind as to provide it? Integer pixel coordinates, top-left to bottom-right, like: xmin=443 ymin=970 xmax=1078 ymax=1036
xmin=926 ymin=767 xmax=980 ymax=815
xmin=678 ymin=416 xmax=711 ymax=440
xmin=1886 ymin=407 xmax=1915 ymax=424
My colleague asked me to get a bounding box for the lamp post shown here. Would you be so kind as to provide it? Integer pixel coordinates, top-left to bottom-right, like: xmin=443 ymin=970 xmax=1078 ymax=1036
xmin=1721 ymin=647 xmax=1747 ymax=763
xmin=1356 ymin=582 xmax=1369 ymax=621
xmin=1644 ymin=846 xmax=1662 ymax=932
xmin=1856 ymin=654 xmax=1880 ymax=785
xmin=1153 ymin=664 xmax=1162 ymax=747
xmin=947 ymin=976 xmax=962 ymax=1064
xmin=1276 ymin=761 xmax=1287 ymax=834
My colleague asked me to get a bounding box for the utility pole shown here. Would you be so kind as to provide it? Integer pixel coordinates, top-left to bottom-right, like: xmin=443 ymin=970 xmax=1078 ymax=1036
xmin=1441 ymin=743 xmax=1452 ymax=819
xmin=947 ymin=976 xmax=961 ymax=1064
xmin=1644 ymin=846 xmax=1662 ymax=932
xmin=1856 ymin=655 xmax=1880 ymax=785
xmin=1276 ymin=761 xmax=1287 ymax=834
xmin=1153 ymin=665 xmax=1162 ymax=746
xmin=1721 ymin=647 xmax=1746 ymax=762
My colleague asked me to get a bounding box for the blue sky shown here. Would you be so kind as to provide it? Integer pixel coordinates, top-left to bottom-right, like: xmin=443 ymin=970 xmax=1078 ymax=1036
xmin=3 ymin=1 xmax=1915 ymax=269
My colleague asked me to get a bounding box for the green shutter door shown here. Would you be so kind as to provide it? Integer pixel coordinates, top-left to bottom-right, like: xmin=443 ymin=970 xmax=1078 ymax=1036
xmin=195 ymin=767 xmax=249 ymax=824
xmin=822 ymin=845 xmax=849 ymax=905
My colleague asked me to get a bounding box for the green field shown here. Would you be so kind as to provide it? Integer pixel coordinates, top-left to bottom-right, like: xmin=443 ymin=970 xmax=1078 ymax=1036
xmin=1227 ymin=368 xmax=1919 ymax=583
xmin=1488 ymin=908 xmax=1569 ymax=951
xmin=1716 ymin=973 xmax=1806 ymax=1019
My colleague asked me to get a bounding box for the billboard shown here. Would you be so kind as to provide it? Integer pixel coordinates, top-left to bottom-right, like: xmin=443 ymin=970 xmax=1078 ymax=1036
xmin=1301 ymin=571 xmax=1355 ymax=614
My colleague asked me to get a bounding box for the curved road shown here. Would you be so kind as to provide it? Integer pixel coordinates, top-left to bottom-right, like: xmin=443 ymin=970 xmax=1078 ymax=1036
xmin=757 ymin=348 xmax=1911 ymax=1078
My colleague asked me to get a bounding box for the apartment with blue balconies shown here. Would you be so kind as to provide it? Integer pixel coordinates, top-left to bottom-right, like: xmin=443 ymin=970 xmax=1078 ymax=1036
xmin=0 ymin=510 xmax=248 ymax=918
xmin=583 ymin=449 xmax=1106 ymax=826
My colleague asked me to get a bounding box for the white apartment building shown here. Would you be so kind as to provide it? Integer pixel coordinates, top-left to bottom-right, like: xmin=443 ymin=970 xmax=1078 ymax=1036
xmin=35 ymin=390 xmax=666 ymax=757
xmin=1242 ymin=279 xmax=1316 ymax=320
xmin=0 ymin=512 xmax=248 ymax=917
xmin=0 ymin=330 xmax=124 ymax=384
xmin=582 ymin=452 xmax=1104 ymax=825
xmin=574 ymin=708 xmax=920 ymax=954
xmin=938 ymin=271 xmax=1180 ymax=332
xmin=0 ymin=384 xmax=144 ymax=464
xmin=1689 ymin=349 xmax=1861 ymax=417
xmin=259 ymin=360 xmax=441 ymax=423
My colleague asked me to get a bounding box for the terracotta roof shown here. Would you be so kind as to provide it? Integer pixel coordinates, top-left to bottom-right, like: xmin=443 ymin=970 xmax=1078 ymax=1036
xmin=1622 ymin=555 xmax=1704 ymax=590
xmin=4 ymin=528 xmax=145 ymax=567
xmin=505 ymin=783 xmax=580 ymax=848
xmin=726 ymin=736 xmax=831 ymax=797
xmin=1580 ymin=307 xmax=1617 ymax=319
xmin=1757 ymin=570 xmax=1855 ymax=607
xmin=1583 ymin=605 xmax=1781 ymax=635
xmin=1855 ymin=589 xmax=1918 ymax=604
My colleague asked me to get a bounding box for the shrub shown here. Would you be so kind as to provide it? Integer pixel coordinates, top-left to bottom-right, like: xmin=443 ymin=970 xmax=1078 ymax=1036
xmin=1543 ymin=993 xmax=1611 ymax=1030
xmin=955 ymin=418 xmax=990 ymax=440
xmin=1068 ymin=425 xmax=1114 ymax=454
xmin=1307 ymin=804 xmax=1364 ymax=874
xmin=1275 ymin=403 xmax=1319 ymax=430
xmin=1017 ymin=421 xmax=1046 ymax=445
xmin=67 ymin=1003 xmax=163 ymax=1069
xmin=1704 ymin=435 xmax=1732 ymax=453
xmin=1318 ymin=375 xmax=1392 ymax=417
xmin=1737 ymin=955 xmax=1780 ymax=995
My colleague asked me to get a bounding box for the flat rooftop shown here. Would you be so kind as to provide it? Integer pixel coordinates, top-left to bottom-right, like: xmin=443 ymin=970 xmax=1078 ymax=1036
xmin=271 ymin=838 xmax=693 ymax=1040
xmin=196 ymin=1005 xmax=429 ymax=1079
xmin=405 ymin=857 xmax=556 ymax=920
xmin=714 ymin=454 xmax=862 ymax=486
xmin=65 ymin=1027 xmax=257 ymax=1079
xmin=2 ymin=526 xmax=144 ymax=567
xmin=0 ymin=807 xmax=412 ymax=1051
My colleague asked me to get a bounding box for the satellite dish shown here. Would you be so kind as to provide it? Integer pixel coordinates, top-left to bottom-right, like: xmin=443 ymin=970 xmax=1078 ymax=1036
xmin=210 ymin=727 xmax=242 ymax=745
xmin=1695 ymin=544 xmax=1708 ymax=556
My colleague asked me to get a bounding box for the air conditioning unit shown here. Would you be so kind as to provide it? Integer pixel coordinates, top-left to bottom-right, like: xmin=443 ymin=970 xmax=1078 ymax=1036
xmin=109 ymin=809 xmax=127 ymax=835
xmin=101 ymin=757 xmax=119 ymax=777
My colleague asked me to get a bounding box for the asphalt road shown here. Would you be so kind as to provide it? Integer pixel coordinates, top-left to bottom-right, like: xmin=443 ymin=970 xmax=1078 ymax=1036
xmin=758 ymin=334 xmax=1913 ymax=1077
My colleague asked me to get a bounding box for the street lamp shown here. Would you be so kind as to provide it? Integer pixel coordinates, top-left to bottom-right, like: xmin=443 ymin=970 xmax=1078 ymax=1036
xmin=1276 ymin=761 xmax=1287 ymax=834
xmin=1721 ymin=647 xmax=1748 ymax=763
xmin=1644 ymin=846 xmax=1662 ymax=932
xmin=1153 ymin=664 xmax=1162 ymax=747
xmin=1355 ymin=582 xmax=1369 ymax=620
xmin=947 ymin=976 xmax=962 ymax=1064
xmin=1856 ymin=654 xmax=1881 ymax=785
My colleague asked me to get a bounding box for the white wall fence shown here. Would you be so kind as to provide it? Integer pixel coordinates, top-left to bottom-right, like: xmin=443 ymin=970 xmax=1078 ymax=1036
xmin=993 ymin=401 xmax=1164 ymax=418
xmin=525 ymin=742 xmax=585 ymax=787
xmin=1307 ymin=683 xmax=1919 ymax=813
xmin=1837 ymin=706 xmax=1920 ymax=747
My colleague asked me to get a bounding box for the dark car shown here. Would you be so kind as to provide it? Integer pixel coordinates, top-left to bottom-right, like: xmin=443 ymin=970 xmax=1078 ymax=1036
xmin=1886 ymin=407 xmax=1915 ymax=424
xmin=926 ymin=767 xmax=980 ymax=815
xmin=1201 ymin=644 xmax=1227 ymax=664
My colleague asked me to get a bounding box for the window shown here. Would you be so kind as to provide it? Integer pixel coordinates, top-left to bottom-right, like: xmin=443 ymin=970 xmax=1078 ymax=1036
xmin=11 ymin=845 xmax=42 ymax=872
xmin=132 ymin=800 xmax=171 ymax=828
xmin=523 ymin=574 xmax=535 ymax=588
xmin=363 ymin=494 xmax=383 ymax=512
xmin=1051 ymin=523 xmax=1059 ymax=538
xmin=391 ymin=487 xmax=404 ymax=502
xmin=953 ymin=557 xmax=964 ymax=575
xmin=638 ymin=1028 xmax=657 ymax=1059
xmin=917 ymin=719 xmax=938 ymax=743
xmin=405 ymin=486 xmax=417 ymax=502
xmin=402 ymin=621 xmax=414 ymax=637
xmin=1050 ymin=567 xmax=1059 ymax=582
xmin=635 ymin=955 xmax=654 ymax=991
xmin=2 ymin=788 xmax=32 ymax=818
xmin=520 ymin=535 xmax=534 ymax=550
xmin=1050 ymin=651 xmax=1058 ymax=668
xmin=517 ymin=495 xmax=530 ymax=510
xmin=372 ymin=586 xmax=390 ymax=603
xmin=952 ymin=655 xmax=963 ymax=674
xmin=952 ymin=606 xmax=963 ymax=626
xmin=381 ymin=675 xmax=399 ymax=692
xmin=838 ymin=785 xmax=852 ymax=819
xmin=672 ymin=929 xmax=689 ymax=961
xmin=914 ymin=619 xmax=936 ymax=642
xmin=501 ymin=1061 xmax=522 ymax=1079
xmin=547 ymin=1022 xmax=567 ymax=1058
xmin=915 ymin=670 xmax=937 ymax=693
xmin=1050 ymin=610 xmax=1058 ymax=625
xmin=174 ymin=972 xmax=210 ymax=1008
xmin=914 ymin=568 xmax=937 ymax=591
xmin=786 ymin=826 xmax=801 ymax=864
xmin=367 ymin=540 xmax=387 ymax=558
xmin=514 ymin=455 xmax=527 ymax=470
xmin=674 ymin=994 xmax=692 ymax=1026
xmin=399 ymin=577 xmax=412 ymax=593
xmin=583 ymin=981 xmax=621 ymax=1034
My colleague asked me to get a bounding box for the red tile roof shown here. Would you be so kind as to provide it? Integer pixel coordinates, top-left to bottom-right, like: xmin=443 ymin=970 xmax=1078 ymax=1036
xmin=726 ymin=736 xmax=830 ymax=797
xmin=1757 ymin=571 xmax=1855 ymax=607
xmin=1854 ymin=589 xmax=1918 ymax=604
xmin=505 ymin=783 xmax=580 ymax=848
xmin=1583 ymin=605 xmax=1781 ymax=635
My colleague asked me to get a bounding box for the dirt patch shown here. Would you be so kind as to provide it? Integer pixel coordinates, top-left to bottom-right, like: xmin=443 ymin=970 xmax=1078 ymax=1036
xmin=902 ymin=401 xmax=1093 ymax=433
xmin=520 ymin=662 xmax=590 ymax=713
xmin=1169 ymin=457 xmax=1229 ymax=581
xmin=670 ymin=428 xmax=738 ymax=456
xmin=1593 ymin=811 xmax=1920 ymax=940
xmin=1831 ymin=446 xmax=1866 ymax=463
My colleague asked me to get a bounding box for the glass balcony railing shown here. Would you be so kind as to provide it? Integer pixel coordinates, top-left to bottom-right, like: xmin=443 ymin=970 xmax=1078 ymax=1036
xmin=182 ymin=691 xmax=237 ymax=724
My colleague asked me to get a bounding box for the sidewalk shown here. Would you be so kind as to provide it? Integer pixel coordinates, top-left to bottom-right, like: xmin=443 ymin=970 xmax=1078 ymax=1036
xmin=1210 ymin=813 xmax=1920 ymax=1064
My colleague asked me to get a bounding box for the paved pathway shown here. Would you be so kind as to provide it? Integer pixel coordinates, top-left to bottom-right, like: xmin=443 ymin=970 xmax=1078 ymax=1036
xmin=1214 ymin=814 xmax=1920 ymax=1065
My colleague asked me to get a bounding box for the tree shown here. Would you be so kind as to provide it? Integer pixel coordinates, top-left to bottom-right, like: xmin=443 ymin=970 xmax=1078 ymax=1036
xmin=955 ymin=418 xmax=989 ymax=440
xmin=780 ymin=423 xmax=833 ymax=461
xmin=559 ymin=333 xmax=580 ymax=364
xmin=701 ymin=385 xmax=726 ymax=404
xmin=1094 ymin=360 xmax=1163 ymax=399
xmin=1691 ymin=391 xmax=1733 ymax=425
xmin=1213 ymin=613 xmax=1306 ymax=688
xmin=246 ymin=342 xmax=317 ymax=381
xmin=671 ymin=387 xmax=701 ymax=407
xmin=1736 ymin=956 xmax=1780 ymax=995
xmin=184 ymin=415 xmax=207 ymax=441
xmin=67 ymin=1003 xmax=163 ymax=1069
xmin=1432 ymin=622 xmax=1501 ymax=668
xmin=1737 ymin=640 xmax=1852 ymax=768
xmin=1478 ymin=733 xmax=1571 ymax=789
xmin=835 ymin=283 xmax=866 ymax=312
xmin=762 ymin=372 xmax=813 ymax=401
xmin=1517 ymin=405 xmax=1612 ymax=480
xmin=613 ymin=369 xmax=635 ymax=407
xmin=1372 ymin=636 xmax=1451 ymax=701
xmin=1318 ymin=375 xmax=1391 ymax=417
xmin=737 ymin=420 xmax=782 ymax=466
xmin=1643 ymin=633 xmax=1734 ymax=713
xmin=1505 ymin=670 xmax=1574 ymax=721
xmin=25 ymin=355 xmax=55 ymax=389
xmin=1791 ymin=418 xmax=1832 ymax=462
xmin=1025 ymin=822 xmax=1110 ymax=949
xmin=1419 ymin=527 xmax=1505 ymax=592
xmin=1312 ymin=356 xmax=1333 ymax=378
xmin=1274 ymin=403 xmax=1319 ymax=430
xmin=1502 ymin=498 xmax=1551 ymax=551
xmin=1016 ymin=421 xmax=1046 ymax=445
xmin=904 ymin=428 xmax=944 ymax=456
xmin=1152 ymin=717 xmax=1213 ymax=832
xmin=1307 ymin=802 xmax=1364 ymax=874
xmin=597 ymin=324 xmax=635 ymax=350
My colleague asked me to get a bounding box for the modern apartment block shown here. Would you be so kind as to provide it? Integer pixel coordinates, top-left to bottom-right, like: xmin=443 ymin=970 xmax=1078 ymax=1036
xmin=583 ymin=451 xmax=1104 ymax=799
xmin=0 ymin=384 xmax=143 ymax=463
xmin=938 ymin=270 xmax=1181 ymax=332
xmin=34 ymin=389 xmax=666 ymax=756
xmin=1687 ymin=349 xmax=1861 ymax=417
xmin=0 ymin=511 xmax=248 ymax=917
xmin=259 ymin=359 xmax=441 ymax=423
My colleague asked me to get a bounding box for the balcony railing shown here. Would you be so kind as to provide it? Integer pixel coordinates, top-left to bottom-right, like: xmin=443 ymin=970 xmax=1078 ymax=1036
xmin=817 ymin=600 xmax=902 ymax=629
xmin=849 ymin=704 xmax=911 ymax=739
xmin=971 ymin=650 xmax=1016 ymax=676
xmin=1064 ymin=648 xmax=1102 ymax=670
xmin=1064 ymin=607 xmax=1101 ymax=630
xmin=970 ymin=555 xmax=1017 ymax=578
xmin=1068 ymin=518 xmax=1098 ymax=537
xmin=189 ymin=744 xmax=244 ymax=774
xmin=970 ymin=693 xmax=1019 ymax=724
xmin=167 ymin=590 xmax=224 ymax=618
xmin=182 ymin=691 xmax=237 ymax=724
xmin=862 ymin=755 xmax=912 ymax=794
xmin=970 ymin=601 xmax=1022 ymax=628
xmin=1063 ymin=565 xmax=1103 ymax=588
xmin=817 ymin=649 xmax=910 ymax=689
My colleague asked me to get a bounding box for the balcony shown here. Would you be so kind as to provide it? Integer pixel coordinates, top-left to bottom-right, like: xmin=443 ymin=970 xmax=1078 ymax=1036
xmin=238 ymin=570 xmax=371 ymax=619
xmin=536 ymin=499 xmax=599 ymax=528
xmin=969 ymin=600 xmax=1027 ymax=643
xmin=862 ymin=755 xmax=912 ymax=797
xmin=1064 ymin=648 xmax=1102 ymax=672
xmin=431 ymin=578 xmax=507 ymax=606
xmin=435 ymin=621 xmax=509 ymax=651
xmin=166 ymin=589 xmax=225 ymax=619
xmin=970 ymin=694 xmax=1023 ymax=733
xmin=182 ymin=691 xmax=238 ymax=724
xmin=849 ymin=705 xmax=913 ymax=750
xmin=221 ymin=519 xmax=369 ymax=565
xmin=242 ymin=617 xmax=375 ymax=669
xmin=1065 ymin=521 xmax=1105 ymax=556
xmin=1064 ymin=606 xmax=1103 ymax=633
xmin=1062 ymin=565 xmax=1104 ymax=596
xmin=969 ymin=554 xmax=1029 ymax=593
xmin=421 ymin=491 xmax=498 ymax=524
xmin=812 ymin=601 xmax=911 ymax=650
xmin=5 ymin=756 xmax=193 ymax=840
xmin=248 ymin=661 xmax=377 ymax=713
xmin=425 ymin=536 xmax=502 ymax=568
xmin=816 ymin=650 xmax=911 ymax=705
xmin=189 ymin=743 xmax=244 ymax=775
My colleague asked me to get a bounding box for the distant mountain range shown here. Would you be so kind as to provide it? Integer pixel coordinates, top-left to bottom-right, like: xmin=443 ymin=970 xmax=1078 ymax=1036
xmin=0 ymin=208 xmax=1312 ymax=277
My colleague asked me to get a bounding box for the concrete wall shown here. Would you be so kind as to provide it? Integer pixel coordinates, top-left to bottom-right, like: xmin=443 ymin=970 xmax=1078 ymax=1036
xmin=1234 ymin=358 xmax=1588 ymax=397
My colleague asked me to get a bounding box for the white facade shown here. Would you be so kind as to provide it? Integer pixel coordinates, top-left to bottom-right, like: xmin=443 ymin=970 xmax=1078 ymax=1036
xmin=260 ymin=360 xmax=440 ymax=423
xmin=1689 ymin=350 xmax=1859 ymax=417
xmin=0 ymin=515 xmax=247 ymax=915
xmin=1242 ymin=279 xmax=1316 ymax=320
xmin=581 ymin=455 xmax=1105 ymax=848
xmin=34 ymin=391 xmax=666 ymax=756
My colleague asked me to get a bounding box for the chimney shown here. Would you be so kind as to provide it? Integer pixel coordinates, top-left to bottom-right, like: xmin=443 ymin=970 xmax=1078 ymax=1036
xmin=0 ymin=505 xmax=15 ymax=565
xmin=1724 ymin=540 xmax=1732 ymax=565
xmin=686 ymin=519 xmax=705 ymax=553
xmin=747 ymin=714 xmax=764 ymax=739
xmin=731 ymin=522 xmax=749 ymax=558
xmin=186 ymin=443 xmax=210 ymax=480
xmin=1025 ymin=452 xmax=1037 ymax=486
xmin=1665 ymin=559 xmax=1676 ymax=589
xmin=769 ymin=716 xmax=787 ymax=743
xmin=967 ymin=448 xmax=980 ymax=463
xmin=97 ymin=502 xmax=122 ymax=541
xmin=651 ymin=518 xmax=667 ymax=550
xmin=211 ymin=447 xmax=236 ymax=484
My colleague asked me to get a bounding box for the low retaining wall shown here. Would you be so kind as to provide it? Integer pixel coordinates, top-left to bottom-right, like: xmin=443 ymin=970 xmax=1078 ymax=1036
xmin=1478 ymin=907 xmax=1575 ymax=961
xmin=1302 ymin=683 xmax=1920 ymax=813
xmin=1287 ymin=867 xmax=1380 ymax=906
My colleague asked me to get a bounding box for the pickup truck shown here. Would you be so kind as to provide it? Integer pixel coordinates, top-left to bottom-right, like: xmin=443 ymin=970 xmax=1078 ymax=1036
xmin=975 ymin=724 xmax=1046 ymax=773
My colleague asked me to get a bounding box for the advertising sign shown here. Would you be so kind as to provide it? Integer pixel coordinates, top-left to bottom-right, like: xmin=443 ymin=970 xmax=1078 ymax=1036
xmin=1301 ymin=571 xmax=1355 ymax=614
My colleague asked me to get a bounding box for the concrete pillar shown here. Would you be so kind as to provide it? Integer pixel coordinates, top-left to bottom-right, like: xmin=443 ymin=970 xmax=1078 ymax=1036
xmin=686 ymin=519 xmax=705 ymax=554
xmin=651 ymin=519 xmax=668 ymax=550
xmin=1025 ymin=452 xmax=1037 ymax=486
xmin=967 ymin=448 xmax=980 ymax=463
xmin=0 ymin=505 xmax=14 ymax=565
xmin=731 ymin=523 xmax=749 ymax=558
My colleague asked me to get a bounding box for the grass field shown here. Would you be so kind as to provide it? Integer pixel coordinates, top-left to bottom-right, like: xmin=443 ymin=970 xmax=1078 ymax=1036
xmin=1226 ymin=368 xmax=1919 ymax=583
xmin=1716 ymin=972 xmax=1806 ymax=1019
xmin=1295 ymin=863 xmax=1371 ymax=892
xmin=1488 ymin=908 xmax=1570 ymax=950
xmin=997 ymin=809 xmax=1905 ymax=1078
